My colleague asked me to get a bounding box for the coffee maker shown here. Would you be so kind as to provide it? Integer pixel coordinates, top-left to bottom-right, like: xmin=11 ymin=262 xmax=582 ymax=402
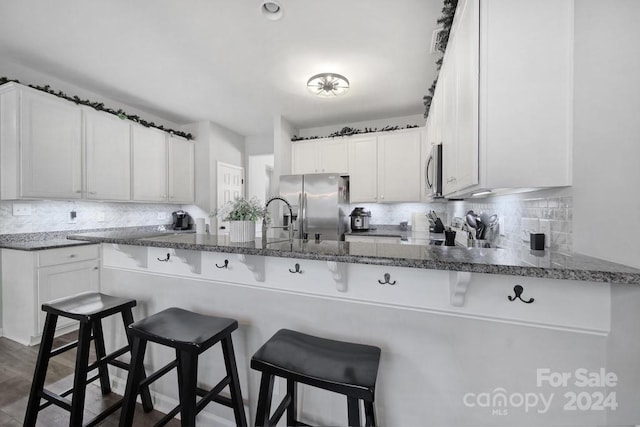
xmin=172 ymin=210 xmax=192 ymax=230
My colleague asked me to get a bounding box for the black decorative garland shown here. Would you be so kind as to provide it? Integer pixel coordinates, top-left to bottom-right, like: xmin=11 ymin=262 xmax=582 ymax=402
xmin=0 ymin=77 xmax=193 ymax=140
xmin=291 ymin=124 xmax=420 ymax=141
xmin=423 ymin=0 xmax=458 ymax=119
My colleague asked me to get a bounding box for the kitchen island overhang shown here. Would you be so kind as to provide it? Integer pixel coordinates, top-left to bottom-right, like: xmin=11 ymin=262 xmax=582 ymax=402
xmin=64 ymin=230 xmax=640 ymax=426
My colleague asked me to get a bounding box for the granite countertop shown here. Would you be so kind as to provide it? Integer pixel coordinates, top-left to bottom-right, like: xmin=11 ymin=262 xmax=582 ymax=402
xmin=67 ymin=229 xmax=640 ymax=285
xmin=0 ymin=226 xmax=174 ymax=251
xmin=0 ymin=233 xmax=96 ymax=250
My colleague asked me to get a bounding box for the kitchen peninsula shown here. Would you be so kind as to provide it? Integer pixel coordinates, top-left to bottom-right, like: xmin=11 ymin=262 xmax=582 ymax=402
xmin=56 ymin=229 xmax=640 ymax=426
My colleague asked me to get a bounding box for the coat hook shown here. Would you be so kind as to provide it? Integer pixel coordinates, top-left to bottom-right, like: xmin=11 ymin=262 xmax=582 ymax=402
xmin=216 ymin=259 xmax=229 ymax=269
xmin=508 ymin=285 xmax=534 ymax=303
xmin=157 ymin=253 xmax=170 ymax=262
xmin=288 ymin=263 xmax=302 ymax=274
xmin=378 ymin=273 xmax=397 ymax=285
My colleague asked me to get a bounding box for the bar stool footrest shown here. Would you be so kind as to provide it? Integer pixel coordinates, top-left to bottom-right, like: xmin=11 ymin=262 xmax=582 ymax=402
xmin=269 ymin=393 xmax=293 ymax=426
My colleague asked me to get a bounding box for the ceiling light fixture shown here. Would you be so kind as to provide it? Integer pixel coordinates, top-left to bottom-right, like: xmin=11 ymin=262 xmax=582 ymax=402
xmin=306 ymin=73 xmax=350 ymax=97
xmin=261 ymin=1 xmax=283 ymax=20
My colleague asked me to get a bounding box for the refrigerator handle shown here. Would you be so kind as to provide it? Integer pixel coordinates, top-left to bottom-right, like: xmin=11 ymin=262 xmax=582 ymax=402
xmin=297 ymin=192 xmax=303 ymax=238
xmin=302 ymin=192 xmax=308 ymax=237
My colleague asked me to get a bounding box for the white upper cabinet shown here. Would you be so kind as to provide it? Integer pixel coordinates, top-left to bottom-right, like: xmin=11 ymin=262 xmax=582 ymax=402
xmin=132 ymin=126 xmax=195 ymax=204
xmin=291 ymin=138 xmax=349 ymax=174
xmin=20 ymin=88 xmax=83 ymax=199
xmin=0 ymin=82 xmax=195 ymax=203
xmin=433 ymin=0 xmax=572 ymax=197
xmin=85 ymin=109 xmax=131 ymax=201
xmin=291 ymin=140 xmax=317 ymax=174
xmin=168 ymin=136 xmax=195 ymax=204
xmin=377 ymin=130 xmax=422 ymax=203
xmin=348 ymin=136 xmax=378 ymax=203
xmin=132 ymin=125 xmax=168 ymax=202
xmin=347 ymin=128 xmax=424 ymax=203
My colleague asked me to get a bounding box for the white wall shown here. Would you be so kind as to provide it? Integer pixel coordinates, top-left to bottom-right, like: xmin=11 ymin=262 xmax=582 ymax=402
xmin=247 ymin=154 xmax=274 ymax=206
xmin=272 ymin=115 xmax=298 ymax=195
xmin=182 ymin=121 xmax=245 ymax=218
xmin=572 ymin=0 xmax=640 ymax=268
xmin=245 ymin=134 xmax=274 ymax=204
xmin=297 ymin=113 xmax=425 ymax=138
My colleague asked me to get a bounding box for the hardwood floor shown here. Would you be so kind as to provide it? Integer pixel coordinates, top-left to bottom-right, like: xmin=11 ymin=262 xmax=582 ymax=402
xmin=0 ymin=333 xmax=180 ymax=426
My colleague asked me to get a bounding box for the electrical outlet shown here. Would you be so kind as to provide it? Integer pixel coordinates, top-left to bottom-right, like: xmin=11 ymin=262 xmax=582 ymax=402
xmin=498 ymin=214 xmax=506 ymax=236
xmin=96 ymin=212 xmax=105 ymax=222
xmin=68 ymin=210 xmax=77 ymax=224
xmin=539 ymin=219 xmax=551 ymax=248
xmin=521 ymin=218 xmax=539 ymax=242
xmin=12 ymin=203 xmax=32 ymax=216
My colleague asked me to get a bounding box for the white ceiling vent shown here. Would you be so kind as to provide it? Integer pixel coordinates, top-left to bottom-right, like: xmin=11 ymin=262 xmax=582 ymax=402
xmin=430 ymin=28 xmax=446 ymax=54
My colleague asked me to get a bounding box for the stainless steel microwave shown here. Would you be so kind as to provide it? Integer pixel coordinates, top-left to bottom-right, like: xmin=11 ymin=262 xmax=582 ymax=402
xmin=425 ymin=143 xmax=443 ymax=198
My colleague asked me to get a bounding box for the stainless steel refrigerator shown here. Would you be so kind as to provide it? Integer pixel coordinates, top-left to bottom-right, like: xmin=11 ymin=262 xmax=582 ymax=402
xmin=274 ymin=174 xmax=349 ymax=241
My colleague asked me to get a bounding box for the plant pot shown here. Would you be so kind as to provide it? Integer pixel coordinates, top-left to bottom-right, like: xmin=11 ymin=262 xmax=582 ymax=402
xmin=229 ymin=220 xmax=256 ymax=242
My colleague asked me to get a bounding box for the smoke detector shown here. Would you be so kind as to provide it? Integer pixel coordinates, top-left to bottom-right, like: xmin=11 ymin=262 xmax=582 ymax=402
xmin=261 ymin=1 xmax=283 ymax=21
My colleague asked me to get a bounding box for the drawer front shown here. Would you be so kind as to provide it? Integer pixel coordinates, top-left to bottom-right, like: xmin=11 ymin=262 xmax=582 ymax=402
xmin=38 ymin=244 xmax=99 ymax=267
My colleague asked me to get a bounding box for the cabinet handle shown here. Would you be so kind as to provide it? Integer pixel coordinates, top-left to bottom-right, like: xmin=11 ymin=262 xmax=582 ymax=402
xmin=69 ymin=254 xmax=76 ymax=258
xmin=216 ymin=259 xmax=229 ymax=269
xmin=93 ymin=266 xmax=99 ymax=270
xmin=157 ymin=253 xmax=170 ymax=262
xmin=75 ymin=190 xmax=82 ymax=193
xmin=378 ymin=273 xmax=397 ymax=285
xmin=88 ymin=191 xmax=97 ymax=195
xmin=508 ymin=285 xmax=534 ymax=304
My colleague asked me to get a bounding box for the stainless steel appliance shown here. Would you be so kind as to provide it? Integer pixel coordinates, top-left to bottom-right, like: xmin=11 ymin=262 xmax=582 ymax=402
xmin=172 ymin=210 xmax=192 ymax=230
xmin=275 ymin=174 xmax=349 ymax=241
xmin=425 ymin=143 xmax=443 ymax=199
xmin=349 ymin=207 xmax=371 ymax=231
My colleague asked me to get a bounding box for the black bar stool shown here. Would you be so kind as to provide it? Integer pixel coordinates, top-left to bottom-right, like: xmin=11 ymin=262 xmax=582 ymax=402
xmin=251 ymin=329 xmax=381 ymax=427
xmin=119 ymin=307 xmax=248 ymax=427
xmin=24 ymin=292 xmax=153 ymax=427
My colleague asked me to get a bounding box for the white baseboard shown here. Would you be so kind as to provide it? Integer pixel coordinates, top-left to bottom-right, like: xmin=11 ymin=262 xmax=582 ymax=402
xmin=111 ymin=376 xmax=242 ymax=426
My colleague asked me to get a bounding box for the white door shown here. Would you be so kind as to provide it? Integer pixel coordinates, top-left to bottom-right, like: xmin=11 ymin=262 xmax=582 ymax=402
xmin=216 ymin=162 xmax=245 ymax=233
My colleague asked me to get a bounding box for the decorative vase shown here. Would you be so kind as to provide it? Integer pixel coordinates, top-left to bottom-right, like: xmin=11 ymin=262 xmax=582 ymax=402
xmin=229 ymin=220 xmax=256 ymax=242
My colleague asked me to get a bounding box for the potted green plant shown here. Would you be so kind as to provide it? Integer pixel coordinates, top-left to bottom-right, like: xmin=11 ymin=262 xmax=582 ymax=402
xmin=211 ymin=197 xmax=265 ymax=242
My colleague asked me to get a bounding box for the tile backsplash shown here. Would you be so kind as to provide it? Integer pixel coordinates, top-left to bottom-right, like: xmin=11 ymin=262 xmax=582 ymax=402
xmin=0 ymin=200 xmax=176 ymax=234
xmin=443 ymin=188 xmax=573 ymax=253
xmin=354 ymin=188 xmax=574 ymax=253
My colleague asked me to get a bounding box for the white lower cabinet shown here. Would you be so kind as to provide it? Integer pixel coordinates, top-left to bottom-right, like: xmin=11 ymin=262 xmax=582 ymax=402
xmin=1 ymin=245 xmax=100 ymax=345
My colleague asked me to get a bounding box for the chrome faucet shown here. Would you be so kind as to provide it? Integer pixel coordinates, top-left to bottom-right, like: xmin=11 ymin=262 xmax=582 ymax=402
xmin=262 ymin=196 xmax=295 ymax=245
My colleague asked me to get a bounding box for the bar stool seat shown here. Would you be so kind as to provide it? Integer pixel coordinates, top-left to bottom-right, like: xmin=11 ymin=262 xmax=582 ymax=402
xmin=251 ymin=329 xmax=381 ymax=427
xmin=24 ymin=292 xmax=152 ymax=427
xmin=119 ymin=307 xmax=247 ymax=427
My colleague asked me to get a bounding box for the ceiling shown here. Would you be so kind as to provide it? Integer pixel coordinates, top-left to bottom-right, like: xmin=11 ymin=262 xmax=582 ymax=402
xmin=0 ymin=0 xmax=443 ymax=137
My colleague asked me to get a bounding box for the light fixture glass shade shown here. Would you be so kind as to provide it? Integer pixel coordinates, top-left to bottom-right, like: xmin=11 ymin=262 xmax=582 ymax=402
xmin=307 ymin=73 xmax=350 ymax=97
